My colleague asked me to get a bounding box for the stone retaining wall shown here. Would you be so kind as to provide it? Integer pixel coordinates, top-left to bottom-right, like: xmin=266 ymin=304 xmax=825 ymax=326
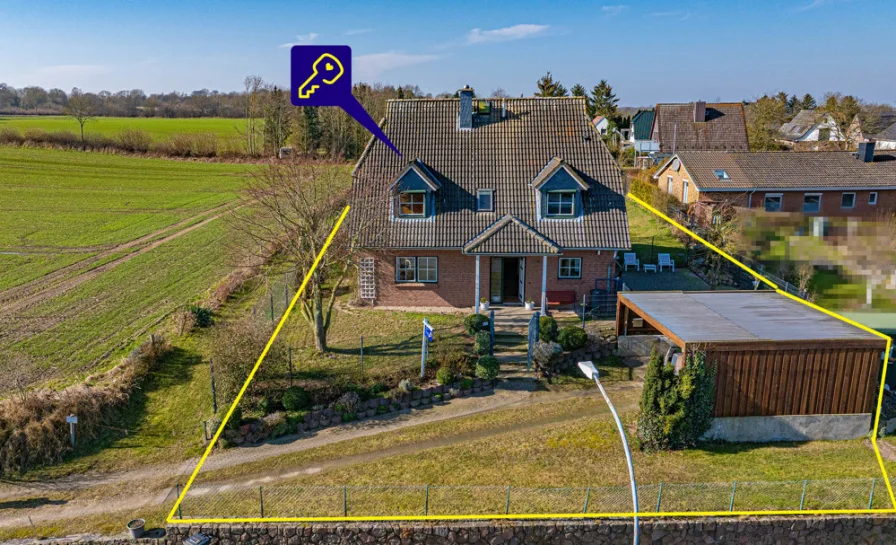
xmin=55 ymin=517 xmax=896 ymax=545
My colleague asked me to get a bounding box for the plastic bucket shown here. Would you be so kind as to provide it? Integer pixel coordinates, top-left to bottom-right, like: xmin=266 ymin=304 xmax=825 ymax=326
xmin=127 ymin=518 xmax=145 ymax=539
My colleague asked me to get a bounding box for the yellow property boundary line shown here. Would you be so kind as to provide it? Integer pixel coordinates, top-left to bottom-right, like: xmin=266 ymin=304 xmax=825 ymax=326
xmin=168 ymin=196 xmax=896 ymax=524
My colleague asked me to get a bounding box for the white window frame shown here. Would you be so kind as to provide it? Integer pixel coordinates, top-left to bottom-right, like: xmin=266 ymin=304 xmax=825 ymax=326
xmin=870 ymin=191 xmax=878 ymax=205
xmin=395 ymin=256 xmax=438 ymax=283
xmin=841 ymin=192 xmax=856 ymax=209
xmin=802 ymin=193 xmax=822 ymax=213
xmin=558 ymin=257 xmax=582 ymax=279
xmin=764 ymin=193 xmax=783 ymax=212
xmin=476 ymin=189 xmax=494 ymax=212
xmin=417 ymin=256 xmax=438 ymax=283
xmin=398 ymin=191 xmax=426 ymax=217
xmin=546 ymin=191 xmax=576 ymax=217
xmin=682 ymin=180 xmax=689 ymax=203
xmin=667 ymin=176 xmax=674 ymax=194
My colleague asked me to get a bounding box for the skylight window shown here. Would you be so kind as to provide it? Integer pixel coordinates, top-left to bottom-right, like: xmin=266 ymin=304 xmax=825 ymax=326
xmin=714 ymin=169 xmax=731 ymax=180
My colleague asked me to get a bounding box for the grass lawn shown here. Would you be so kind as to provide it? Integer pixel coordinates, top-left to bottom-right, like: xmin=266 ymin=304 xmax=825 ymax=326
xmin=626 ymin=199 xmax=688 ymax=266
xmin=182 ymin=381 xmax=893 ymax=518
xmin=0 ymin=115 xmax=244 ymax=142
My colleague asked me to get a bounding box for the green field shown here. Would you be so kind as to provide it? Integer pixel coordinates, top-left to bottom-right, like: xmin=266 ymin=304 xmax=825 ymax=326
xmin=0 ymin=115 xmax=244 ymax=141
xmin=0 ymin=147 xmax=253 ymax=385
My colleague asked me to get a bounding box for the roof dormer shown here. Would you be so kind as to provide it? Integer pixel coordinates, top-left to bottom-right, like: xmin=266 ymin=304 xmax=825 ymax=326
xmin=389 ymin=159 xmax=440 ymax=220
xmin=530 ymin=157 xmax=588 ymax=220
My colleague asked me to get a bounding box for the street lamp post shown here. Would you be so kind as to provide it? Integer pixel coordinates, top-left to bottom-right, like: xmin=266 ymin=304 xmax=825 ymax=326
xmin=578 ymin=360 xmax=639 ymax=545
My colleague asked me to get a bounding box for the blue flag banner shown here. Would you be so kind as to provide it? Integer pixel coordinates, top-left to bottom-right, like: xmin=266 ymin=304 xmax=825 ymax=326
xmin=424 ymin=321 xmax=434 ymax=342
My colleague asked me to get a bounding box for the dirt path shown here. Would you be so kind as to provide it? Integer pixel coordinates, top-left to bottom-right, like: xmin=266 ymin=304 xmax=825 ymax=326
xmin=0 ymin=380 xmax=637 ymax=528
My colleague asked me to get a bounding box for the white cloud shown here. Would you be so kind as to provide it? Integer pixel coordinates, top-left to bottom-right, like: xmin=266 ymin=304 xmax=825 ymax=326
xmin=354 ymin=52 xmax=440 ymax=80
xmin=278 ymin=33 xmax=319 ymax=48
xmin=601 ymin=5 xmax=627 ymax=16
xmin=345 ymin=28 xmax=373 ymax=36
xmin=465 ymin=24 xmax=550 ymax=45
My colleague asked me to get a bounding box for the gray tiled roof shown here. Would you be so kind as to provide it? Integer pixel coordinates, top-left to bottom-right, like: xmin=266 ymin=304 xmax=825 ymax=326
xmin=670 ymin=150 xmax=896 ymax=190
xmin=463 ymin=215 xmax=561 ymax=255
xmin=652 ymin=102 xmax=749 ymax=152
xmin=778 ymin=109 xmax=828 ymax=141
xmin=350 ymin=97 xmax=630 ymax=251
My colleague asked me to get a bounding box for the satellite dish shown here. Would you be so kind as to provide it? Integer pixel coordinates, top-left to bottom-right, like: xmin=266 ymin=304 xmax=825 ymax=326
xmin=672 ymin=158 xmax=681 ymax=171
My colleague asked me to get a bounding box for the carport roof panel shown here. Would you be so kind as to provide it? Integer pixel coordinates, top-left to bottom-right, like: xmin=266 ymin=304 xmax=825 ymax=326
xmin=620 ymin=291 xmax=881 ymax=343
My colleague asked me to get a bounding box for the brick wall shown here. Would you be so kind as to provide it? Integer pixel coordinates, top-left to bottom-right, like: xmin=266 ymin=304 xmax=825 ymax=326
xmin=656 ymin=163 xmax=700 ymax=204
xmin=362 ymin=250 xmax=618 ymax=309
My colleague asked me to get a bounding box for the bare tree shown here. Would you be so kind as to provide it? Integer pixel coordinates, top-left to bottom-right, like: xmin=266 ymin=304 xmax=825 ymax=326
xmin=242 ymin=76 xmax=264 ymax=156
xmin=230 ymin=162 xmax=370 ymax=351
xmin=0 ymin=351 xmax=36 ymax=401
xmin=65 ymin=88 xmax=95 ymax=141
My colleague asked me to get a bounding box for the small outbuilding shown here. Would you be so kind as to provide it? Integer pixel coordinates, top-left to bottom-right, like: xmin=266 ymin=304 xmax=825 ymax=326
xmin=616 ymin=290 xmax=888 ymax=441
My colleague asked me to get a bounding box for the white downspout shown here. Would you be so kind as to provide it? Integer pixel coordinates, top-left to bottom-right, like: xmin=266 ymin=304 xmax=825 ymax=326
xmin=475 ymin=255 xmax=481 ymax=314
xmin=541 ymin=256 xmax=548 ymax=312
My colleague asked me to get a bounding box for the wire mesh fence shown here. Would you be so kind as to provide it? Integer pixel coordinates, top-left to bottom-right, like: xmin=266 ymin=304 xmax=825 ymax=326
xmin=174 ymin=477 xmax=894 ymax=519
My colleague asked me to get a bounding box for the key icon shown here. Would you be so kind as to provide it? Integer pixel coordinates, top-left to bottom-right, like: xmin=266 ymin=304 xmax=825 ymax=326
xmin=298 ymin=53 xmax=345 ymax=99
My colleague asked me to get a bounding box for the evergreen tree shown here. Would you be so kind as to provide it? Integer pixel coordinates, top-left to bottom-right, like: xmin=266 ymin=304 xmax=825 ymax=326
xmin=801 ymin=93 xmax=817 ymax=110
xmin=397 ymin=87 xmax=405 ymax=99
xmin=787 ymin=94 xmax=802 ymax=116
xmin=589 ymin=79 xmax=618 ymax=119
xmin=570 ymin=84 xmax=587 ymax=97
xmin=535 ymin=72 xmax=568 ymax=97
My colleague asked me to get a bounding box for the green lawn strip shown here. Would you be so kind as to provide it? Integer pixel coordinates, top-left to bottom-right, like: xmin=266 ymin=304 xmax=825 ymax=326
xmin=0 ymin=115 xmax=244 ymax=141
xmin=0 ymin=504 xmax=171 ymax=542
xmin=626 ymin=203 xmax=687 ymax=265
xmin=0 ymin=252 xmax=96 ymax=290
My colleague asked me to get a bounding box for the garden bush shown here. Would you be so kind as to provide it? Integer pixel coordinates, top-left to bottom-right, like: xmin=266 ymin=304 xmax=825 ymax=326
xmin=227 ymin=405 xmax=242 ymax=430
xmin=473 ymin=330 xmax=491 ymax=356
xmin=262 ymin=412 xmax=289 ymax=439
xmin=436 ymin=366 xmax=455 ymax=386
xmin=475 ymin=355 xmax=500 ymax=381
xmin=432 ymin=343 xmax=472 ymax=376
xmin=637 ymin=349 xmax=716 ymax=451
xmin=257 ymin=395 xmax=273 ymax=415
xmin=189 ymin=305 xmax=214 ymax=328
xmin=282 ymin=386 xmax=310 ymax=411
xmin=538 ymin=316 xmax=558 ymax=342
xmin=557 ymin=326 xmax=588 ymax=351
xmin=116 ymin=128 xmax=152 ymax=152
xmin=464 ymin=313 xmax=490 ymax=335
xmin=334 ymin=391 xmax=361 ymax=415
xmin=398 ymin=378 xmax=415 ymax=393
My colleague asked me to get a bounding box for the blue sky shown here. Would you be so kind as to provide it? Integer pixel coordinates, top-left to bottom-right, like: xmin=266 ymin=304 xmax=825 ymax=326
xmin=1 ymin=0 xmax=894 ymax=105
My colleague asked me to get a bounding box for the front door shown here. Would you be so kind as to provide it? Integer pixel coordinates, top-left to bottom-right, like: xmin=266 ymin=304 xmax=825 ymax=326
xmin=502 ymin=257 xmax=520 ymax=302
xmin=490 ymin=257 xmax=503 ymax=303
xmin=490 ymin=257 xmax=523 ymax=304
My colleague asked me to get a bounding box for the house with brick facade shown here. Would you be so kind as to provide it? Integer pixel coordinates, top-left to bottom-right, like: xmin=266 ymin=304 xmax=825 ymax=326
xmin=653 ymin=142 xmax=896 ymax=218
xmin=349 ymin=88 xmax=630 ymax=311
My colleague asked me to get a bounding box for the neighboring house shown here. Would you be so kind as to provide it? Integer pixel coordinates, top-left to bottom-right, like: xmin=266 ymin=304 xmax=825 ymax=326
xmin=851 ymin=111 xmax=896 ymax=150
xmin=653 ymin=142 xmax=896 ymax=217
xmin=777 ymin=109 xmax=845 ymax=147
xmin=616 ymin=290 xmax=886 ymax=442
xmin=592 ymin=115 xmax=609 ymax=135
xmin=650 ymin=101 xmax=749 ymax=153
xmin=630 ymin=109 xmax=655 ymax=147
xmin=350 ymin=88 xmax=630 ymax=311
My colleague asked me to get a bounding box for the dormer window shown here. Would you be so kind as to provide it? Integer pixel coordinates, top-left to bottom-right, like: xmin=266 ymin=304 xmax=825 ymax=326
xmin=546 ymin=191 xmax=575 ymax=217
xmin=477 ymin=189 xmax=494 ymax=212
xmin=398 ymin=191 xmax=426 ymax=217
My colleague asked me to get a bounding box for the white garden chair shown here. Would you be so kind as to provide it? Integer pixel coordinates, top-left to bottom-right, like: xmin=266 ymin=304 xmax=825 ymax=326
xmin=658 ymin=253 xmax=675 ymax=272
xmin=623 ymin=253 xmax=640 ymax=271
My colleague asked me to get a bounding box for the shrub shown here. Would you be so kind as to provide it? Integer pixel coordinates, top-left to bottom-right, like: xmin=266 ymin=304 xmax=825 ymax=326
xmin=538 ymin=316 xmax=558 ymax=342
xmin=436 ymin=367 xmax=454 ymax=386
xmin=262 ymin=412 xmax=289 ymax=438
xmin=473 ymin=330 xmax=491 ymax=356
xmin=334 ymin=391 xmax=361 ymax=415
xmin=189 ymin=305 xmax=214 ymax=328
xmin=369 ymin=382 xmax=389 ymax=396
xmin=22 ymin=127 xmax=46 ymax=141
xmin=282 ymin=386 xmax=310 ymax=411
xmin=227 ymin=405 xmax=243 ymax=430
xmin=464 ymin=313 xmax=490 ymax=335
xmin=0 ymin=127 xmax=23 ymax=144
xmin=637 ymin=349 xmax=716 ymax=451
xmin=116 ymin=128 xmax=152 ymax=152
xmin=257 ymin=396 xmax=273 ymax=415
xmin=432 ymin=343 xmax=472 ymax=376
xmin=475 ymin=355 xmax=500 ymax=381
xmin=557 ymin=326 xmax=588 ymax=351
xmin=398 ymin=378 xmax=415 ymax=393
xmin=532 ymin=341 xmax=563 ymax=371
xmin=461 ymin=378 xmax=474 ymax=390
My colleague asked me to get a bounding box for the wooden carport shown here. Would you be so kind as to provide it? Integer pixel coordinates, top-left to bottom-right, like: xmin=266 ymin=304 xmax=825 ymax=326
xmin=616 ymin=291 xmax=887 ymax=418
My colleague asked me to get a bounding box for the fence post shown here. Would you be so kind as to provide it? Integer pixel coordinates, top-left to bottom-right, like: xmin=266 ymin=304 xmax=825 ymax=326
xmin=343 ymin=486 xmax=348 ymax=517
xmin=360 ymin=336 xmax=364 ymax=372
xmin=505 ymin=486 xmax=511 ymax=514
xmin=259 ymin=486 xmax=264 ymax=518
xmin=728 ymin=481 xmax=737 ymax=511
xmin=655 ymin=482 xmax=663 ymax=512
xmin=175 ymin=484 xmax=183 ymax=519
xmin=285 ymin=272 xmax=289 ymax=309
xmin=202 ymin=420 xmax=208 ymax=441
xmin=489 ymin=309 xmax=495 ymax=356
xmin=270 ymin=291 xmax=275 ymax=325
xmin=799 ymin=480 xmax=808 ymax=510
xmin=209 ymin=358 xmax=217 ymax=415
xmin=582 ymin=487 xmax=591 ymax=514
xmin=424 ymin=484 xmax=430 ymax=516
xmin=868 ymin=478 xmax=877 ymax=509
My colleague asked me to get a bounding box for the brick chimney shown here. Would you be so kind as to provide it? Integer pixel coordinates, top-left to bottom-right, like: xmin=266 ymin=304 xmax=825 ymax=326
xmin=457 ymin=85 xmax=474 ymax=131
xmin=694 ymin=100 xmax=706 ymax=123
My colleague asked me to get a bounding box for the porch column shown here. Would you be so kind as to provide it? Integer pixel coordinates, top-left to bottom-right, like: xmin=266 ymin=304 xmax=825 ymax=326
xmin=541 ymin=255 xmax=548 ymax=312
xmin=475 ymin=255 xmax=481 ymax=314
